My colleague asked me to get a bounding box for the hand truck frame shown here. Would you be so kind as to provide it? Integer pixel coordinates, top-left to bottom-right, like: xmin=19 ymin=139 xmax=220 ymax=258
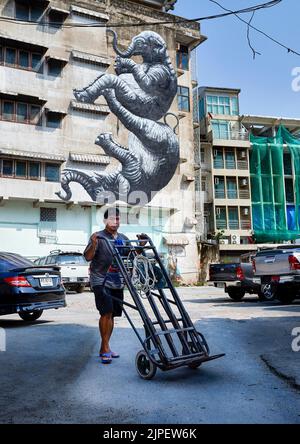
xmin=98 ymin=235 xmax=225 ymax=380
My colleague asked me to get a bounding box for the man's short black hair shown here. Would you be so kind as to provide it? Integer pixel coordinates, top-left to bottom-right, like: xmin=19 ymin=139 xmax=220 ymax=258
xmin=104 ymin=207 xmax=120 ymax=220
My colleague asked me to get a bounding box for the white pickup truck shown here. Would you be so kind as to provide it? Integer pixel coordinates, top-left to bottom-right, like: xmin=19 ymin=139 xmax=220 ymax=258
xmin=35 ymin=251 xmax=89 ymax=293
xmin=252 ymin=245 xmax=300 ymax=304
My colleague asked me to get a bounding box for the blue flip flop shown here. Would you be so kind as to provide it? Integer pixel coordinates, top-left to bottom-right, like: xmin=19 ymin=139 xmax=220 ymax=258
xmin=99 ymin=351 xmax=120 ymax=359
xmin=100 ymin=352 xmax=112 ymax=364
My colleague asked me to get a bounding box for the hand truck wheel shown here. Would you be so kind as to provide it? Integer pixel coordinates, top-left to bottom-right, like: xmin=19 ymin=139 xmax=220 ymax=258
xmin=135 ymin=350 xmax=157 ymax=380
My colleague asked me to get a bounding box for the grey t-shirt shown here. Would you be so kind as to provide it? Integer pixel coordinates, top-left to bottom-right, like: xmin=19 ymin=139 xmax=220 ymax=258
xmin=84 ymin=229 xmax=129 ymax=289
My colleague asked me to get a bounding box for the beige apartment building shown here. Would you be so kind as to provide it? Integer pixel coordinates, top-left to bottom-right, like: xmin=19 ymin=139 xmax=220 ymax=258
xmin=0 ymin=0 xmax=205 ymax=283
xmin=195 ymin=86 xmax=252 ymax=263
xmin=195 ymin=86 xmax=300 ymax=269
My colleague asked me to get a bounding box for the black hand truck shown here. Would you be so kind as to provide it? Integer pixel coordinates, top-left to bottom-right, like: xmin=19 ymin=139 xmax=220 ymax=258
xmin=98 ymin=235 xmax=225 ymax=380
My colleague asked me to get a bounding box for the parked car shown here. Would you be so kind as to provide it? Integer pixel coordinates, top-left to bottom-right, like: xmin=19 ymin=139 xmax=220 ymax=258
xmin=35 ymin=251 xmax=89 ymax=293
xmin=0 ymin=252 xmax=66 ymax=321
xmin=209 ymin=253 xmax=262 ymax=301
xmin=253 ymin=245 xmax=300 ymax=304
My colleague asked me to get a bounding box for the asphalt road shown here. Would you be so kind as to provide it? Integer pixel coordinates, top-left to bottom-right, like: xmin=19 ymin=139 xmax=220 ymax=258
xmin=0 ymin=287 xmax=299 ymax=424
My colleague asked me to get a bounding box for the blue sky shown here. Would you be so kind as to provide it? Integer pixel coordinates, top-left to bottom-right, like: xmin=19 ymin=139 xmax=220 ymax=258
xmin=173 ymin=0 xmax=300 ymax=118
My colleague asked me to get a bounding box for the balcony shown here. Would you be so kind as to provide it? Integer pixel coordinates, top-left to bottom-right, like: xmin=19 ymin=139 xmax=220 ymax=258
xmin=216 ymin=220 xmax=227 ymax=230
xmin=227 ymin=190 xmax=238 ymax=199
xmin=215 ymin=190 xmax=226 ymax=199
xmin=213 ymin=159 xmax=224 ymax=169
xmin=213 ymin=129 xmax=250 ymax=141
xmin=225 ymin=160 xmax=236 ymax=169
xmin=241 ymin=220 xmax=252 ymax=229
xmin=239 ymin=190 xmax=250 ymax=199
xmin=237 ymin=160 xmax=249 ymax=170
xmin=228 ymin=220 xmax=239 ymax=230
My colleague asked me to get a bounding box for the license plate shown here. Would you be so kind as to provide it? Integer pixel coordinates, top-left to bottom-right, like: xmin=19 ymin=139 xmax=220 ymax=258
xmin=216 ymin=283 xmax=225 ymax=288
xmin=39 ymin=278 xmax=53 ymax=287
xmin=69 ymin=277 xmax=77 ymax=283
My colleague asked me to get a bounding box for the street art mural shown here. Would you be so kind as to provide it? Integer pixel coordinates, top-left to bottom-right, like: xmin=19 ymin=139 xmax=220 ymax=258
xmin=56 ymin=29 xmax=179 ymax=205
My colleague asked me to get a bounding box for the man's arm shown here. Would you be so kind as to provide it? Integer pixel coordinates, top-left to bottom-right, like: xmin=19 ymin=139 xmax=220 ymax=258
xmin=84 ymin=233 xmax=99 ymax=261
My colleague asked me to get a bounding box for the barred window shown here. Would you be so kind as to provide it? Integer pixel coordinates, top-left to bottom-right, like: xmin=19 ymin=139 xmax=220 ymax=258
xmin=40 ymin=208 xmax=57 ymax=222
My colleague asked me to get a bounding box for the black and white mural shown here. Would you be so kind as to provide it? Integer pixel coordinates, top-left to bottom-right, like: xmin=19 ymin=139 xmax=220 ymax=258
xmin=56 ymin=29 xmax=179 ymax=205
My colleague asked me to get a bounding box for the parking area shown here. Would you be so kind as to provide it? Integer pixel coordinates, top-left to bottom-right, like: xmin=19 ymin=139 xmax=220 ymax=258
xmin=0 ymin=286 xmax=299 ymax=424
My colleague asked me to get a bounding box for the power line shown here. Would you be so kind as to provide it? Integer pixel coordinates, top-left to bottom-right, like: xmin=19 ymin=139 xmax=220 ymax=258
xmin=208 ymin=0 xmax=300 ymax=57
xmin=0 ymin=1 xmax=284 ymax=29
xmin=0 ymin=1 xmax=298 ymax=56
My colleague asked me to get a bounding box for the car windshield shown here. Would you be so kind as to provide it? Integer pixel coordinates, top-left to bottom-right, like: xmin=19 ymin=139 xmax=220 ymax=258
xmin=0 ymin=253 xmax=34 ymax=272
xmin=56 ymin=255 xmax=87 ymax=265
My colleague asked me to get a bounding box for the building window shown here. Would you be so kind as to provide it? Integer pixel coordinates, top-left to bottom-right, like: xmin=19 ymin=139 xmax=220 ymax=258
xmin=228 ymin=207 xmax=239 ymax=230
xmin=284 ymin=153 xmax=293 ymax=176
xmin=0 ymin=99 xmax=41 ymax=125
xmin=2 ymin=159 xmax=14 ymax=176
xmin=0 ymin=158 xmax=41 ymax=180
xmin=40 ymin=207 xmax=57 ymax=222
xmin=200 ymin=147 xmax=205 ymax=163
xmin=227 ymin=178 xmax=238 ymax=199
xmin=285 ymin=178 xmax=295 ymax=203
xmin=15 ymin=1 xmax=45 ymax=22
xmin=213 ymin=148 xmax=224 ymax=169
xmin=0 ymin=44 xmax=43 ymax=72
xmin=48 ymin=10 xmax=66 ymax=28
xmin=211 ymin=120 xmax=230 ymax=140
xmin=2 ymin=101 xmax=14 ymax=120
xmin=47 ymin=59 xmax=64 ymax=77
xmin=225 ymin=149 xmax=236 ymax=169
xmin=29 ymin=161 xmax=40 ymax=179
xmin=176 ymin=44 xmax=189 ymax=71
xmin=177 ymin=86 xmax=190 ymax=112
xmin=15 ymin=160 xmax=27 ymax=177
xmin=201 ymin=178 xmax=207 ymax=192
xmin=206 ymin=95 xmax=239 ymax=116
xmin=46 ymin=112 xmax=63 ymax=129
xmin=45 ymin=163 xmax=60 ymax=182
xmin=214 ymin=177 xmax=225 ymax=199
xmin=216 ymin=207 xmax=227 ymax=230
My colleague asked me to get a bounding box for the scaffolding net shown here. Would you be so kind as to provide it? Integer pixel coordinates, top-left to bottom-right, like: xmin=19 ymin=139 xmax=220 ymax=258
xmin=250 ymin=126 xmax=300 ymax=243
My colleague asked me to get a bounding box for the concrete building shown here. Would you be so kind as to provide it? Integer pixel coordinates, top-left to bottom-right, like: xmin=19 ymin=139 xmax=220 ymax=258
xmin=0 ymin=0 xmax=204 ymax=283
xmin=195 ymin=86 xmax=300 ymax=269
xmin=195 ymin=86 xmax=252 ymax=263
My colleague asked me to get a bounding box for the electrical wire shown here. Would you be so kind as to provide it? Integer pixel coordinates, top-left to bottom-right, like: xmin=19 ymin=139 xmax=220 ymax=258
xmin=0 ymin=1 xmax=296 ymax=56
xmin=0 ymin=1 xmax=284 ymax=29
xmin=208 ymin=0 xmax=300 ymax=56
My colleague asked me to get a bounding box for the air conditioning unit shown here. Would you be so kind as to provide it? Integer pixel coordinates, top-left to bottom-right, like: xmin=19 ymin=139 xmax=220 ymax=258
xmin=241 ymin=151 xmax=247 ymax=159
xmin=231 ymin=235 xmax=240 ymax=245
xmin=243 ymin=208 xmax=249 ymax=216
xmin=219 ymin=239 xmax=229 ymax=245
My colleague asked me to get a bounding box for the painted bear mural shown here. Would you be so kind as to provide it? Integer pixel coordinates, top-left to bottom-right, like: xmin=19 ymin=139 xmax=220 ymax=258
xmin=56 ymin=29 xmax=180 ymax=205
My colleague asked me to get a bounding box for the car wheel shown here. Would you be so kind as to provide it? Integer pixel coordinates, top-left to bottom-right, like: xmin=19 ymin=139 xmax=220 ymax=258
xmin=259 ymin=283 xmax=277 ymax=301
xmin=18 ymin=310 xmax=43 ymax=322
xmin=227 ymin=288 xmax=245 ymax=301
xmin=76 ymin=285 xmax=85 ymax=293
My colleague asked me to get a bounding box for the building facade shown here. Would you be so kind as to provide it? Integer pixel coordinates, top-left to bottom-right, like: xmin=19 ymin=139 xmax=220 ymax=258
xmin=195 ymin=86 xmax=300 ymax=268
xmin=195 ymin=86 xmax=253 ymax=263
xmin=0 ymin=0 xmax=204 ymax=283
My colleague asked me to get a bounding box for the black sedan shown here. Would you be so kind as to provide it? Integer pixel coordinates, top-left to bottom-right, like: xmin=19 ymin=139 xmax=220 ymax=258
xmin=0 ymin=252 xmax=66 ymax=322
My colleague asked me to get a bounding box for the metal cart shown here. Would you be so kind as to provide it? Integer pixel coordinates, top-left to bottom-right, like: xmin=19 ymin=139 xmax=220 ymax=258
xmin=99 ymin=235 xmax=225 ymax=380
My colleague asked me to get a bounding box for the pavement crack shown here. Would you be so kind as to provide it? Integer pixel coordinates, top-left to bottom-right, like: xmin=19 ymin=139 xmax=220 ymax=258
xmin=260 ymin=355 xmax=300 ymax=392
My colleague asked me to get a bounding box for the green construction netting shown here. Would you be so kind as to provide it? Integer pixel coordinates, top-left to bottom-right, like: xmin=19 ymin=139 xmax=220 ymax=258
xmin=250 ymin=126 xmax=300 ymax=243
